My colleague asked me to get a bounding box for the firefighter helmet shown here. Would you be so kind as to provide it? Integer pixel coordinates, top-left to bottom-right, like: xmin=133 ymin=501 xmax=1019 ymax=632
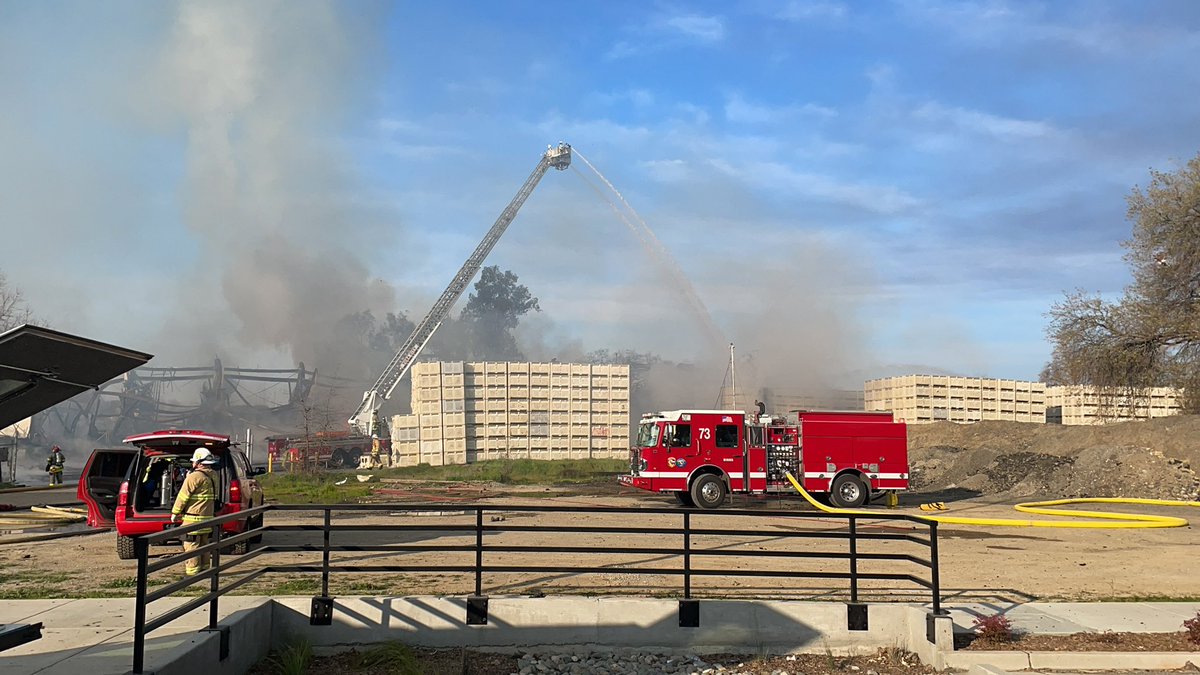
xmin=190 ymin=448 xmax=217 ymax=465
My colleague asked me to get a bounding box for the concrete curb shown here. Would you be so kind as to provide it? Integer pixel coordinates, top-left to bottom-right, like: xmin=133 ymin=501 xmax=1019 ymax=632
xmin=5 ymin=597 xmax=1199 ymax=674
xmin=966 ymin=665 xmax=1011 ymax=675
xmin=945 ymin=649 xmax=1200 ymax=671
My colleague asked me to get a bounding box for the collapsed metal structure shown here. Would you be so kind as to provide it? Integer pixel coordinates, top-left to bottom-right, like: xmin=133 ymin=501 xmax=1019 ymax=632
xmin=34 ymin=358 xmax=352 ymax=445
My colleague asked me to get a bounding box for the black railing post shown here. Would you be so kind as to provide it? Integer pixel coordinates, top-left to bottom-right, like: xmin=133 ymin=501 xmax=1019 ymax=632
xmin=929 ymin=520 xmax=942 ymax=614
xmin=322 ymin=509 xmax=331 ymax=597
xmin=474 ymin=507 xmax=484 ymax=596
xmin=682 ymin=511 xmax=691 ymax=599
xmin=849 ymin=516 xmax=859 ymax=604
xmin=209 ymin=524 xmax=221 ymax=629
xmin=133 ymin=536 xmax=149 ymax=674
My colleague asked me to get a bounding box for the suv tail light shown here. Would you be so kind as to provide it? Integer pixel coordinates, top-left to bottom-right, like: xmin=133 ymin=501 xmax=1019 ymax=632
xmin=229 ymin=478 xmax=242 ymax=506
xmin=118 ymin=480 xmax=131 ymax=518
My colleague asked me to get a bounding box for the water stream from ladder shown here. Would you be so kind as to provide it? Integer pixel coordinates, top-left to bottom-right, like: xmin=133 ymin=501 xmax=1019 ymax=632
xmin=570 ymin=149 xmax=728 ymax=358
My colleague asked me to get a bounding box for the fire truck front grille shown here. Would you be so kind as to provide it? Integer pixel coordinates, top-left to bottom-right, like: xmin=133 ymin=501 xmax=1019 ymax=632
xmin=628 ymin=448 xmax=641 ymax=475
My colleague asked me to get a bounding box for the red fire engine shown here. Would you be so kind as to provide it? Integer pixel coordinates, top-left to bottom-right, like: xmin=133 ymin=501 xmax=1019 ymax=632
xmin=265 ymin=430 xmax=389 ymax=470
xmin=618 ymin=409 xmax=909 ymax=509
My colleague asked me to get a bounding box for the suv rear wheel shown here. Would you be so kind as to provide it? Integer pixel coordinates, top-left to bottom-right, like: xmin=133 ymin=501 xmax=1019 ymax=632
xmin=117 ymin=535 xmax=136 ymax=560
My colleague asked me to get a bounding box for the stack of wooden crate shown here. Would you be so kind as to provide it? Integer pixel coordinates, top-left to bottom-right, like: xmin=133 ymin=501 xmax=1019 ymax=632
xmin=389 ymin=361 xmax=631 ymax=467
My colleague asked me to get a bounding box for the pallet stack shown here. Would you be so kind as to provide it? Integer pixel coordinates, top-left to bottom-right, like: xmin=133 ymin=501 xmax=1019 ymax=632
xmin=389 ymin=361 xmax=631 ymax=467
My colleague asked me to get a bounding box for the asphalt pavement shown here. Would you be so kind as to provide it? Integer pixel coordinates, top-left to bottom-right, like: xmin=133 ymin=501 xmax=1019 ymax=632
xmin=0 ymin=485 xmax=82 ymax=509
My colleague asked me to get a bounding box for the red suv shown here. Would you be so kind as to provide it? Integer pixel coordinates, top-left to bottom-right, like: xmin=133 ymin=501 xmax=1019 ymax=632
xmin=78 ymin=429 xmax=266 ymax=559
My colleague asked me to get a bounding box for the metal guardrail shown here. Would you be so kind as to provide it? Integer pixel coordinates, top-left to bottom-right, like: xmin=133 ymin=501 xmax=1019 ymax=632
xmin=131 ymin=503 xmax=943 ymax=673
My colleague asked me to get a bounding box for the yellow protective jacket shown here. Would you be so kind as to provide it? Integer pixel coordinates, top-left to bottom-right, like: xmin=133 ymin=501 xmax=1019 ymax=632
xmin=171 ymin=466 xmax=217 ymax=535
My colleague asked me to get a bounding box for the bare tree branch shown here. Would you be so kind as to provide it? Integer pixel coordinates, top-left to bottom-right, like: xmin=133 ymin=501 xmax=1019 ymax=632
xmin=1044 ymin=152 xmax=1200 ymax=413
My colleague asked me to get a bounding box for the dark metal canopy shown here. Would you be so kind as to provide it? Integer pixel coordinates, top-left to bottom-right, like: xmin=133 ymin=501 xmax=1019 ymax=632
xmin=0 ymin=324 xmax=153 ymax=429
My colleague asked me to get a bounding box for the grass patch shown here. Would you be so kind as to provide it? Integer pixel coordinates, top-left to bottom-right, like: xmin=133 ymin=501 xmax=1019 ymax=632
xmin=0 ymin=570 xmax=75 ymax=586
xmin=0 ymin=587 xmax=76 ymax=600
xmin=262 ymin=578 xmax=321 ymax=595
xmin=262 ymin=636 xmax=313 ymax=675
xmin=379 ymin=458 xmax=627 ymax=485
xmin=0 ymin=571 xmax=81 ymax=599
xmin=259 ymin=473 xmax=374 ymax=504
xmin=100 ymin=576 xmax=169 ymax=589
xmin=353 ymin=642 xmax=421 ymax=673
xmin=258 ymin=458 xmax=625 ymax=505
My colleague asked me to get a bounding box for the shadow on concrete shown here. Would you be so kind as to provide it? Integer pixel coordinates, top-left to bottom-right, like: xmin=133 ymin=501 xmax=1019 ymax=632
xmin=289 ymin=596 xmax=830 ymax=652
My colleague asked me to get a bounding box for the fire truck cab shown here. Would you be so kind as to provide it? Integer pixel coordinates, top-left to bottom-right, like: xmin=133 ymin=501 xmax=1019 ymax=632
xmin=618 ymin=409 xmax=908 ymax=509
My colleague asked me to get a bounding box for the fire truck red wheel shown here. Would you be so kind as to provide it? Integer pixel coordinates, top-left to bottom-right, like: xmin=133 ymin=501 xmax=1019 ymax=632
xmin=830 ymin=474 xmax=867 ymax=508
xmin=690 ymin=474 xmax=727 ymax=509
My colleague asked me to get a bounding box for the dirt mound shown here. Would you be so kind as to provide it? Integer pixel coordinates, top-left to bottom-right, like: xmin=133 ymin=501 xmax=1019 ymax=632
xmin=907 ymin=416 xmax=1200 ymax=500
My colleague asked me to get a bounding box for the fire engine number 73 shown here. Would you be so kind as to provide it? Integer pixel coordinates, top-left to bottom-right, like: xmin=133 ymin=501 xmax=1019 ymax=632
xmin=618 ymin=409 xmax=910 ymax=509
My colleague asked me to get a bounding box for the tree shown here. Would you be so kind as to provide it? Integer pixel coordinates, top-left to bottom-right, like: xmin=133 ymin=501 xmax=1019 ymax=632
xmin=0 ymin=271 xmax=33 ymax=331
xmin=460 ymin=266 xmax=540 ymax=360
xmin=1044 ymin=152 xmax=1200 ymax=413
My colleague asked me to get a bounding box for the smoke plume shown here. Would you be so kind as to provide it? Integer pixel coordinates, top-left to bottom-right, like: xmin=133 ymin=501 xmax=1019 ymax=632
xmin=144 ymin=1 xmax=395 ymax=378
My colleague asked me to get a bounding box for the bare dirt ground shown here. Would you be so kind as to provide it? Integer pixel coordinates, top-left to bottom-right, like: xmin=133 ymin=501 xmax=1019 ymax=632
xmin=3 ymin=487 xmax=1198 ymax=604
xmin=3 ymin=417 xmax=1200 ymax=665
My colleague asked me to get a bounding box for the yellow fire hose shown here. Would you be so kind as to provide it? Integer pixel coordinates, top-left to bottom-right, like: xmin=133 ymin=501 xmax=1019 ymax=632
xmin=0 ymin=505 xmax=87 ymax=529
xmin=783 ymin=472 xmax=1200 ymax=529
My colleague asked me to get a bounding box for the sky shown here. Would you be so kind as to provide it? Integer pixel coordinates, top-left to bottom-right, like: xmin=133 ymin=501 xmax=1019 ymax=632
xmin=2 ymin=0 xmax=1200 ymax=391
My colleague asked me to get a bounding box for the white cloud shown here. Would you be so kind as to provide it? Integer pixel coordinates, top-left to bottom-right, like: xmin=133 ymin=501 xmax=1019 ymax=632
xmin=724 ymin=93 xmax=836 ymax=124
xmin=640 ymin=158 xmax=691 ymax=183
xmin=535 ymin=113 xmax=655 ymax=147
xmin=775 ymin=1 xmax=848 ymax=21
xmin=588 ymin=88 xmax=656 ymax=109
xmin=913 ymin=102 xmax=1057 ymax=140
xmin=898 ymin=0 xmax=1199 ymax=56
xmin=380 ymin=142 xmax=465 ymax=160
xmin=607 ymin=10 xmax=726 ymax=59
xmin=709 ymin=159 xmax=923 ymax=214
xmin=657 ymin=13 xmax=726 ymax=42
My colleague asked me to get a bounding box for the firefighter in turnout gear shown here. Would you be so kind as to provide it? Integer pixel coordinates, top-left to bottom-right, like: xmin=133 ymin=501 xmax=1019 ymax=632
xmin=45 ymin=446 xmax=65 ymax=486
xmin=171 ymin=448 xmax=219 ymax=576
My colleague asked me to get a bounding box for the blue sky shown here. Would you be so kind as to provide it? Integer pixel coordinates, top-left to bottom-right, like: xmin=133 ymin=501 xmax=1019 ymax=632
xmin=3 ymin=1 xmax=1199 ymax=387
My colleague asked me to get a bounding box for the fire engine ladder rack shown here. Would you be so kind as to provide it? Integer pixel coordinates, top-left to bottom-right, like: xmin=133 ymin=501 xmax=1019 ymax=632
xmin=348 ymin=143 xmax=572 ymax=432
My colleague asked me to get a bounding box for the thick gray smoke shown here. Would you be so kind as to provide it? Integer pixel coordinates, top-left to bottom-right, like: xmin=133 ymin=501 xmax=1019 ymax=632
xmin=147 ymin=1 xmax=396 ymax=378
xmin=641 ymin=235 xmax=873 ymax=415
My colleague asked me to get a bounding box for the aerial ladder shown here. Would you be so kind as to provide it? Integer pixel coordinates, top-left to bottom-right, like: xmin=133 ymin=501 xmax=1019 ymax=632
xmin=349 ymin=142 xmax=572 ymax=435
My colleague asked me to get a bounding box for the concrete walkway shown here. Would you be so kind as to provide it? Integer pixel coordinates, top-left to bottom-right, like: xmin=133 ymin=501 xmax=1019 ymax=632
xmin=0 ymin=597 xmax=270 ymax=675
xmin=946 ymin=600 xmax=1200 ymax=635
xmin=1 ymin=599 xmax=1197 ymax=675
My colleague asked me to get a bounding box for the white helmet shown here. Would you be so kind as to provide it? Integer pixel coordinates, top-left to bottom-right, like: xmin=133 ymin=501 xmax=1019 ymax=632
xmin=190 ymin=448 xmax=217 ymax=464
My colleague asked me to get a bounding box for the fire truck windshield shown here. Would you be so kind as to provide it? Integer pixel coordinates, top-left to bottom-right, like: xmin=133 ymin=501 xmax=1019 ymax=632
xmin=637 ymin=422 xmax=661 ymax=448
